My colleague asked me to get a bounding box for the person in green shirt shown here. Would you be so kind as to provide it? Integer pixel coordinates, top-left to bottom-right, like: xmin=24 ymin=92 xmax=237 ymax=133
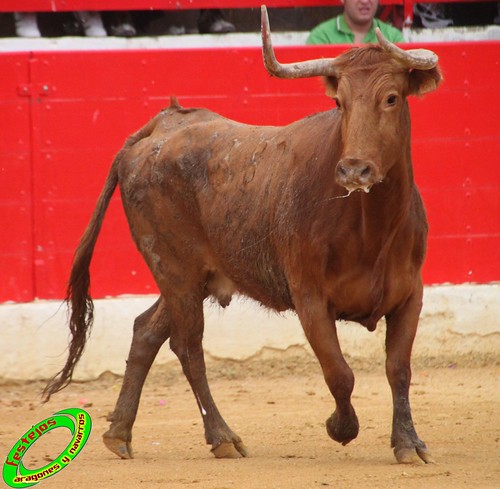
xmin=307 ymin=0 xmax=404 ymax=45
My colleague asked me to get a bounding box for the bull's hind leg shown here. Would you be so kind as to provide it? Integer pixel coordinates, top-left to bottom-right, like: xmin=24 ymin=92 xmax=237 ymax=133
xmin=168 ymin=293 xmax=248 ymax=458
xmin=385 ymin=283 xmax=434 ymax=464
xmin=103 ymin=298 xmax=170 ymax=459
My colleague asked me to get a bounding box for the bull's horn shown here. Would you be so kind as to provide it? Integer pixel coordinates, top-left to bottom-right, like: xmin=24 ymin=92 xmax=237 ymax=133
xmin=261 ymin=5 xmax=337 ymax=78
xmin=375 ymin=28 xmax=439 ymax=70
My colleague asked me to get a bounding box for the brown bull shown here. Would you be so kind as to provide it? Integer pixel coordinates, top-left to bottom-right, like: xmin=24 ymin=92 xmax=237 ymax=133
xmin=44 ymin=6 xmax=442 ymax=464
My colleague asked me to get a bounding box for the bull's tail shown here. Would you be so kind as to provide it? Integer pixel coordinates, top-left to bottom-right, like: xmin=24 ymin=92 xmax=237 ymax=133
xmin=42 ymin=157 xmax=120 ymax=402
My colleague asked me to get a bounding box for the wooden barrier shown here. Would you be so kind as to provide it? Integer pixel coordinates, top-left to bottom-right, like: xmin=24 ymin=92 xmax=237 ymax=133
xmin=1 ymin=41 xmax=499 ymax=302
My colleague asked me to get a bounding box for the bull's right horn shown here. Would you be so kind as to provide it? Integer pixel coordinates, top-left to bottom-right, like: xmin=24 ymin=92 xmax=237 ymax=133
xmin=375 ymin=28 xmax=439 ymax=70
xmin=261 ymin=5 xmax=338 ymax=78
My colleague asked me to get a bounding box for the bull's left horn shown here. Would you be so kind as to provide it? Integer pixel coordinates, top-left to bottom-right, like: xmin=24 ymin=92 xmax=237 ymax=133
xmin=375 ymin=28 xmax=438 ymax=70
xmin=261 ymin=5 xmax=338 ymax=78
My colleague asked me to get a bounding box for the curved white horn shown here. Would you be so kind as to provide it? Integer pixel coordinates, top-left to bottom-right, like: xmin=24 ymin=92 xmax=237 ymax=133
xmin=375 ymin=28 xmax=439 ymax=70
xmin=261 ymin=5 xmax=338 ymax=78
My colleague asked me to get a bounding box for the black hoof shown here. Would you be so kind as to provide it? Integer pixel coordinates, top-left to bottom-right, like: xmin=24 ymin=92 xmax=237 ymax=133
xmin=326 ymin=408 xmax=359 ymax=445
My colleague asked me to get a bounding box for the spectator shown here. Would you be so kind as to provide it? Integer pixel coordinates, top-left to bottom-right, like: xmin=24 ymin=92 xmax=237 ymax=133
xmin=103 ymin=11 xmax=137 ymax=37
xmin=307 ymin=0 xmax=404 ymax=44
xmin=13 ymin=8 xmax=236 ymax=38
xmin=132 ymin=9 xmax=235 ymax=35
xmin=413 ymin=4 xmax=453 ymax=28
xmin=74 ymin=11 xmax=107 ymax=37
xmin=14 ymin=11 xmax=107 ymax=37
xmin=198 ymin=9 xmax=235 ymax=33
xmin=14 ymin=12 xmax=41 ymax=37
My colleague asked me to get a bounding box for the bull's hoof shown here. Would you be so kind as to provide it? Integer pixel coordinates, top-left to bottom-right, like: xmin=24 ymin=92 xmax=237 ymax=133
xmin=326 ymin=408 xmax=359 ymax=446
xmin=394 ymin=446 xmax=435 ymax=464
xmin=211 ymin=440 xmax=248 ymax=459
xmin=103 ymin=434 xmax=134 ymax=459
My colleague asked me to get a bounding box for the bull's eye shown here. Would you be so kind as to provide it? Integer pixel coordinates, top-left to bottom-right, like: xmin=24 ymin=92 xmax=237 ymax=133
xmin=386 ymin=95 xmax=397 ymax=106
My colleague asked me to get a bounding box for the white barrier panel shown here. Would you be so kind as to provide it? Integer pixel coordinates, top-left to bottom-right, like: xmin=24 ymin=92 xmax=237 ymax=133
xmin=1 ymin=283 xmax=498 ymax=381
xmin=1 ymin=26 xmax=498 ymax=53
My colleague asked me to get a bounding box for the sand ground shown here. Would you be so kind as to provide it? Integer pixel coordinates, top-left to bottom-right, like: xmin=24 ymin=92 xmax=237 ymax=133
xmin=1 ymin=352 xmax=498 ymax=489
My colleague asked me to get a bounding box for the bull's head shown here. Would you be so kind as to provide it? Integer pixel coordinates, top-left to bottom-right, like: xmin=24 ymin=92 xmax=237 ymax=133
xmin=261 ymin=5 xmax=442 ymax=193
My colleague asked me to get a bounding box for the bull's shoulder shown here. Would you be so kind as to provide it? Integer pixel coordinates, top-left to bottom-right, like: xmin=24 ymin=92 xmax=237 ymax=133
xmin=405 ymin=185 xmax=428 ymax=267
xmin=410 ymin=186 xmax=428 ymax=234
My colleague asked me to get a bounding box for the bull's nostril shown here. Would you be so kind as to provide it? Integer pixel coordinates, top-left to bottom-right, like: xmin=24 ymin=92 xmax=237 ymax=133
xmin=360 ymin=166 xmax=372 ymax=178
xmin=337 ymin=165 xmax=347 ymax=177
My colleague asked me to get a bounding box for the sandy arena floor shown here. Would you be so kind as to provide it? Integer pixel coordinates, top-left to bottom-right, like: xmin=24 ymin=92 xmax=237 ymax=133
xmin=1 ymin=353 xmax=498 ymax=489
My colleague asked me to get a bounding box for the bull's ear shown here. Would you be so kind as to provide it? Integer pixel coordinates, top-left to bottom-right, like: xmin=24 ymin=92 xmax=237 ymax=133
xmin=323 ymin=75 xmax=339 ymax=98
xmin=408 ymin=66 xmax=443 ymax=96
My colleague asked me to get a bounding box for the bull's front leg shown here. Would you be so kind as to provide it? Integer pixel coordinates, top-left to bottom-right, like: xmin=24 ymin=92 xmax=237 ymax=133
xmin=294 ymin=295 xmax=359 ymax=446
xmin=385 ymin=281 xmax=434 ymax=464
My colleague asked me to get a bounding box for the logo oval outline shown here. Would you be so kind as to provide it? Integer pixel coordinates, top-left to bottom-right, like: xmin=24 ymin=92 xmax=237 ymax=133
xmin=3 ymin=408 xmax=92 ymax=488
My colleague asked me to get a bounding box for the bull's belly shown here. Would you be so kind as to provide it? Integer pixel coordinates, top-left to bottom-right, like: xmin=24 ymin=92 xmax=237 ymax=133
xmin=192 ymin=216 xmax=295 ymax=311
xmin=207 ymin=238 xmax=294 ymax=312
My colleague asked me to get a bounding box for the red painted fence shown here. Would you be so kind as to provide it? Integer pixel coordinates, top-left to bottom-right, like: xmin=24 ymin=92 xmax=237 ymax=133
xmin=1 ymin=41 xmax=499 ymax=303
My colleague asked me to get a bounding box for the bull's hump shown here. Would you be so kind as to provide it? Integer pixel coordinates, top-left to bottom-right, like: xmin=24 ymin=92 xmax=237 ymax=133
xmin=169 ymin=95 xmax=182 ymax=109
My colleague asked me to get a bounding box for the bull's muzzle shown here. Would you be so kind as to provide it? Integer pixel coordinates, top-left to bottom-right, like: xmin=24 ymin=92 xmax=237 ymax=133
xmin=336 ymin=158 xmax=381 ymax=193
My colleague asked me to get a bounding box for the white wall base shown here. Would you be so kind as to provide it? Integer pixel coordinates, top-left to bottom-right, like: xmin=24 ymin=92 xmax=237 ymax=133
xmin=1 ymin=283 xmax=498 ymax=381
xmin=1 ymin=26 xmax=498 ymax=53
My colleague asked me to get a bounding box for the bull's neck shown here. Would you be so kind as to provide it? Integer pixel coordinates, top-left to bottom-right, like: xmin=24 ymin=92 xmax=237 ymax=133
xmin=346 ymin=143 xmax=414 ymax=325
xmin=359 ymin=151 xmax=413 ymax=238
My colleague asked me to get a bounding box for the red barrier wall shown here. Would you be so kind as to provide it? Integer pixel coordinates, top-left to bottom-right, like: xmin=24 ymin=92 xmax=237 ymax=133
xmin=1 ymin=42 xmax=499 ymax=303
